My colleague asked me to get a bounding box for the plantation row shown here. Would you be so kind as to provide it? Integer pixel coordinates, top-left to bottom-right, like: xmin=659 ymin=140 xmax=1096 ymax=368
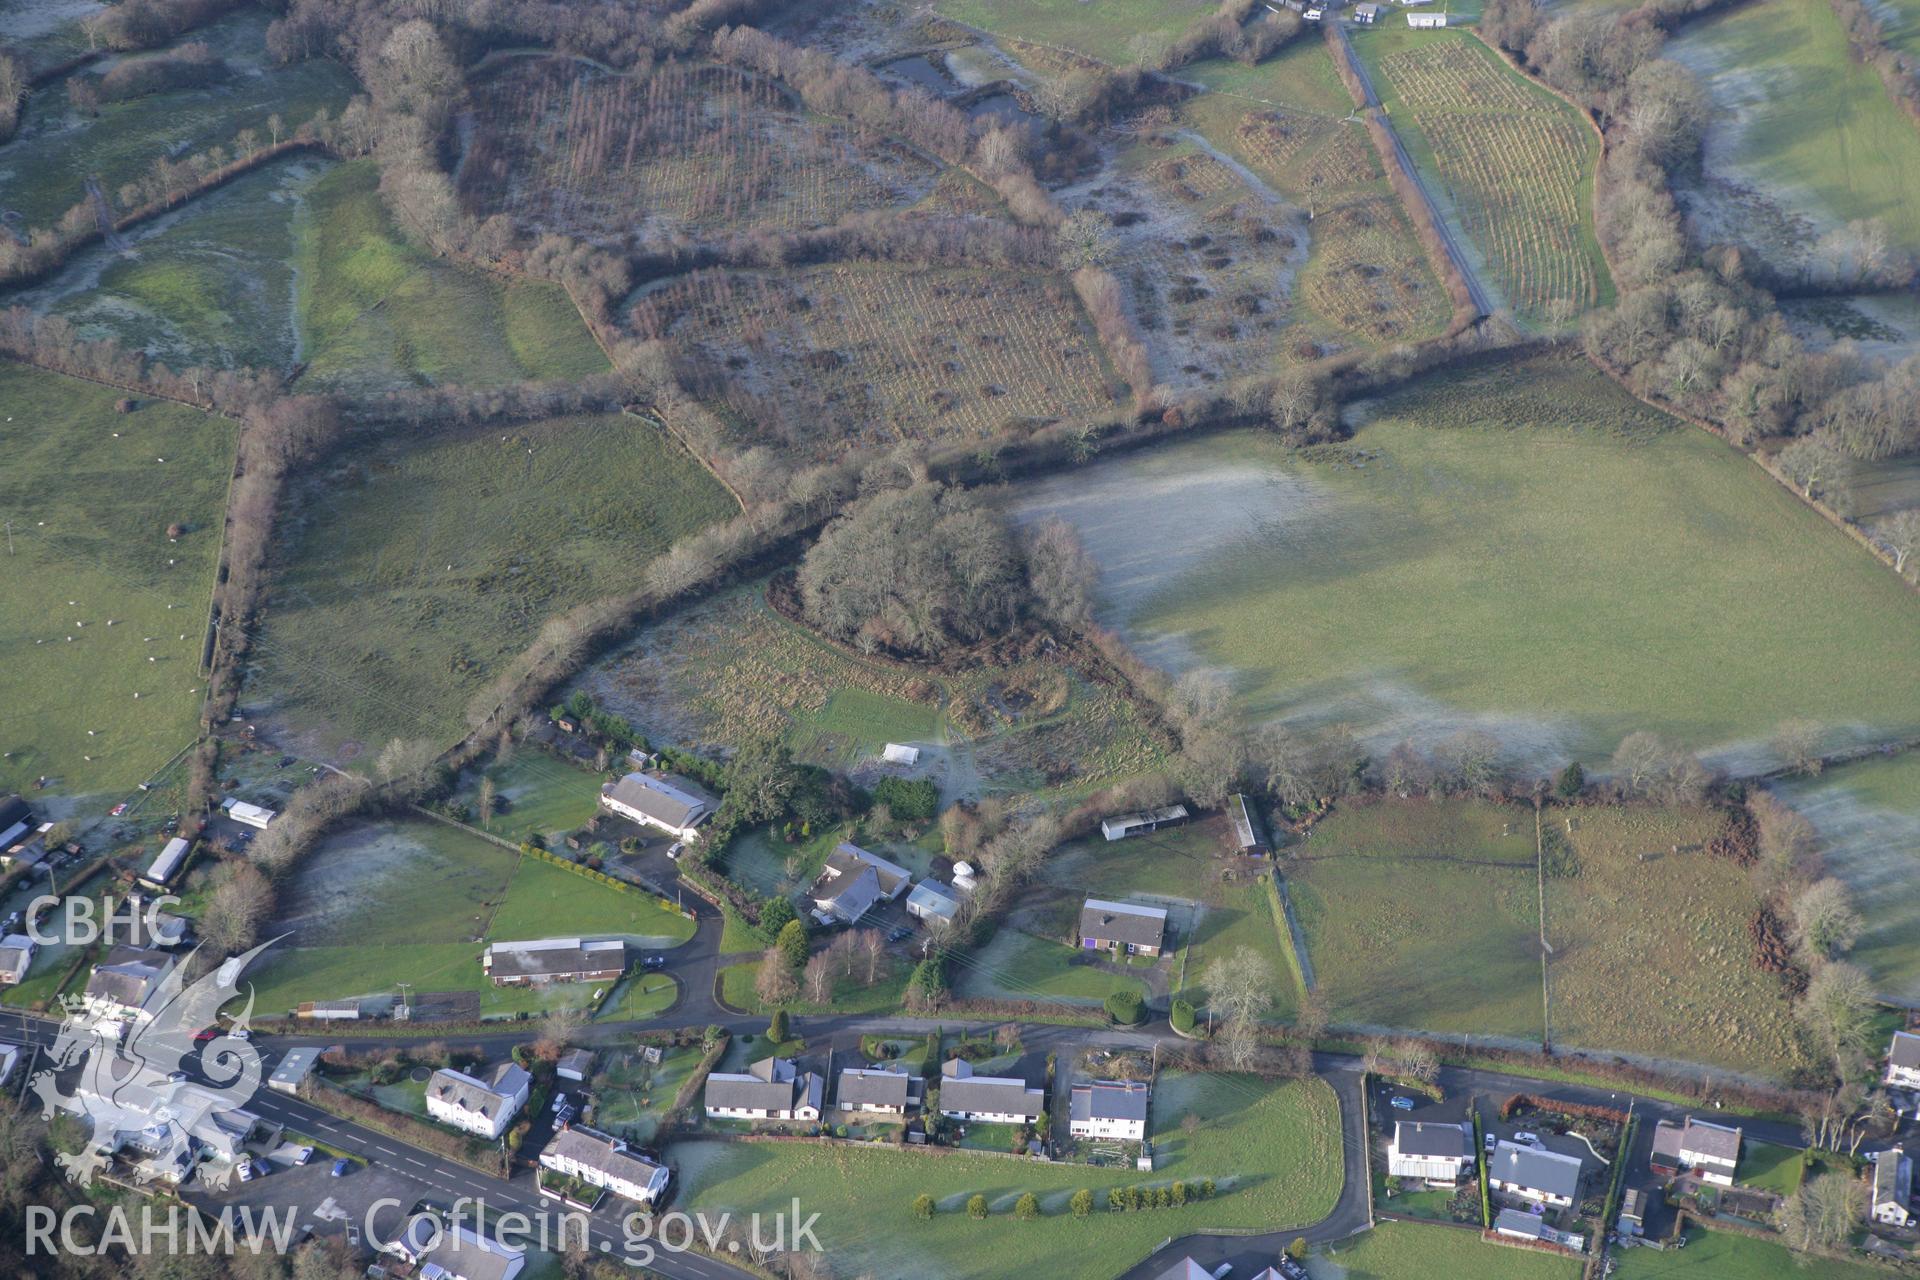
xmin=463 ymin=60 xmax=931 ymax=238
xmin=1238 ymin=113 xmax=1380 ymax=199
xmin=633 ymin=266 xmax=1117 ymax=456
xmin=1421 ymin=112 xmax=1597 ymax=319
xmin=1147 ymin=152 xmax=1242 ymax=204
xmin=1382 ymin=39 xmax=1546 ymax=116
xmin=1302 ymin=196 xmax=1451 ymax=342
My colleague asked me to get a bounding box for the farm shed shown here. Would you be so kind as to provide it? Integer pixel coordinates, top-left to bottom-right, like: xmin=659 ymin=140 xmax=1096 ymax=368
xmin=141 ymin=837 xmax=192 ymax=889
xmin=1100 ymin=804 xmax=1190 ymax=842
xmin=1227 ymin=793 xmax=1269 ymax=855
xmin=905 ymin=880 xmax=960 ymax=924
xmin=1407 ymin=11 xmax=1448 ymax=27
xmin=882 ymin=743 xmax=920 ymax=765
xmin=1353 ymin=3 xmax=1383 ymax=22
xmin=223 ymin=799 xmax=277 ymax=829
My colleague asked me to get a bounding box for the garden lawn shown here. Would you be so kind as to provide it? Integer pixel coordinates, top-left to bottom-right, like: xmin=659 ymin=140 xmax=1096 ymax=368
xmin=1547 ymin=806 xmax=1807 ymax=1079
xmin=296 ymin=160 xmax=606 ymax=391
xmin=1026 ymin=351 xmax=1920 ymax=763
xmin=719 ymin=959 xmax=909 ymax=1017
xmin=671 ymin=1071 xmax=1342 ymax=1280
xmin=250 ymin=406 xmax=732 ymax=761
xmin=598 ymin=973 xmax=678 ymax=1021
xmin=459 ymin=754 xmax=605 ymax=847
xmin=1611 ymin=1225 xmax=1884 ymax=1280
xmin=1736 ymin=1141 xmax=1804 ymax=1197
xmin=487 ymin=857 xmax=695 ymax=945
xmin=1304 ymin=1220 xmax=1580 ymax=1279
xmin=953 ymin=930 xmax=1150 ymax=1004
xmin=0 ymin=363 xmax=235 ymax=801
xmin=594 ymin=1047 xmax=699 ymax=1143
xmin=1670 ymin=0 xmax=1920 ymax=250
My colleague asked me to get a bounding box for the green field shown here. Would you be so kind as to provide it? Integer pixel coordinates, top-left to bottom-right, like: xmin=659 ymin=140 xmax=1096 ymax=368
xmin=1016 ymin=352 xmax=1920 ymax=765
xmin=295 ymin=160 xmax=608 ymax=391
xmin=250 ymin=409 xmax=733 ymax=761
xmin=0 ymin=362 xmax=235 ymax=800
xmin=954 ymin=930 xmax=1152 ymax=1005
xmin=1670 ymin=0 xmax=1920 ymax=249
xmin=1775 ymin=753 xmax=1920 ymax=1003
xmin=15 ymin=156 xmax=329 ymax=374
xmin=456 ymin=753 xmax=606 ymax=847
xmin=1305 ymin=1220 xmax=1580 ymax=1280
xmin=1612 ymin=1226 xmax=1884 ymax=1280
xmin=0 ymin=8 xmax=354 ymax=228
xmin=934 ymin=0 xmax=1213 ymax=66
xmin=719 ymin=958 xmax=911 ymax=1017
xmin=672 ymin=1071 xmax=1342 ymax=1280
xmin=244 ymin=819 xmax=693 ymax=1017
xmin=1356 ymin=26 xmax=1609 ymax=323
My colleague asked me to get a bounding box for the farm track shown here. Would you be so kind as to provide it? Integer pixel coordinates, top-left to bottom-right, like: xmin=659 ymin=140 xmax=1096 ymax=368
xmin=1330 ymin=22 xmax=1496 ymax=317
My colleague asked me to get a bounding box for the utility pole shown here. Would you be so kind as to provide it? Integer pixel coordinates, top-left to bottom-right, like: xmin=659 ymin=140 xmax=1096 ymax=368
xmin=5 ymin=520 xmax=13 ymax=555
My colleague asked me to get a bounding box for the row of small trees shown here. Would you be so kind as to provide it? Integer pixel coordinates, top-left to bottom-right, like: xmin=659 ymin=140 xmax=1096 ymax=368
xmin=913 ymin=1178 xmax=1220 ymax=1220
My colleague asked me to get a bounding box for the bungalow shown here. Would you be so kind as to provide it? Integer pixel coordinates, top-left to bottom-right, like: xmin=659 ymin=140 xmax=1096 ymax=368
xmin=1387 ymin=1120 xmax=1475 ymax=1183
xmin=556 ymin=1048 xmax=596 ymax=1083
xmin=1407 ymin=10 xmax=1448 ymax=26
xmin=425 ymin=1062 xmax=531 ymax=1140
xmin=1871 ymin=1148 xmax=1913 ymax=1228
xmin=810 ymin=843 xmax=912 ymax=925
xmin=140 ymin=837 xmax=192 ymax=890
xmin=599 ymin=772 xmax=717 ymax=840
xmin=836 ymin=1065 xmax=919 ymax=1116
xmin=1488 ymin=1140 xmax=1584 ymax=1208
xmin=1649 ymin=1117 xmax=1741 ymax=1187
xmin=390 ymin=1215 xmax=525 ymax=1280
xmin=1078 ymin=899 xmax=1167 ymax=957
xmin=938 ymin=1059 xmax=1045 ymax=1124
xmin=1227 ymin=793 xmax=1269 ymax=856
xmin=1495 ymin=1208 xmax=1583 ymax=1252
xmin=540 ymin=1126 xmax=671 ymax=1205
xmin=0 ymin=934 xmax=34 ymax=986
xmin=1100 ymin=805 xmax=1189 ymax=842
xmin=81 ymin=945 xmax=175 ymax=1026
xmin=483 ymin=937 xmax=626 ymax=986
xmin=223 ymin=799 xmax=276 ymax=830
xmin=1886 ymin=1031 xmax=1920 ymax=1090
xmin=1352 ymin=2 xmax=1382 ymax=21
xmin=705 ymin=1056 xmax=824 ymax=1121
xmin=905 ymin=880 xmax=960 ymax=926
xmin=1069 ymin=1079 xmax=1150 ymax=1142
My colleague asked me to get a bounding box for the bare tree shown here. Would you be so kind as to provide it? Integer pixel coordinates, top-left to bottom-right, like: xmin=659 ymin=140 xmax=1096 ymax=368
xmin=1876 ymin=508 xmax=1920 ymax=578
xmin=199 ymin=863 xmax=274 ymax=955
xmin=1776 ymin=1171 xmax=1864 ymax=1251
xmin=1797 ymin=961 xmax=1876 ymax=1073
xmin=478 ymin=776 xmax=496 ymax=828
xmin=802 ymin=952 xmax=834 ymax=1004
xmin=1790 ymin=878 xmax=1863 ymax=963
xmin=860 ymin=928 xmax=887 ymax=985
xmin=756 ymin=948 xmax=798 ymax=1005
xmin=1771 ymin=719 xmax=1824 ymax=776
xmin=1204 ymin=947 xmax=1273 ymax=1070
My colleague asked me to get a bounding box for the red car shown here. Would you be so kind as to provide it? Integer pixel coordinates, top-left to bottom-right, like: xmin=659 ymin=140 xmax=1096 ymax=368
xmin=192 ymin=1027 xmax=218 ymax=1045
xmin=109 ymin=802 xmax=129 ymax=817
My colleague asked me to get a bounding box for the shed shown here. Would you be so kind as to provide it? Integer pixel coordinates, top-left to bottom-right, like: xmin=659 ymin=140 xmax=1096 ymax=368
xmin=141 ymin=837 xmax=192 ymax=889
xmin=1099 ymin=805 xmax=1190 ymax=842
xmin=268 ymin=1046 xmax=319 ymax=1094
xmin=1227 ymin=794 xmax=1268 ymax=855
xmin=1407 ymin=10 xmax=1448 ymax=26
xmin=882 ymin=743 xmax=920 ymax=765
xmin=1353 ymin=2 xmax=1382 ymax=21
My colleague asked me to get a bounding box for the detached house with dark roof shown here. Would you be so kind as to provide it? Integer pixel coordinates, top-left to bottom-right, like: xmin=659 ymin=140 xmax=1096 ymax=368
xmin=836 ymin=1065 xmax=920 ymax=1116
xmin=809 ymin=843 xmax=912 ymax=926
xmin=1069 ymin=1079 xmax=1149 ymax=1142
xmin=483 ymin=938 xmax=626 ymax=986
xmin=705 ymin=1056 xmax=824 ymax=1121
xmin=937 ymin=1059 xmax=1046 ymax=1124
xmin=1872 ymin=1147 xmax=1913 ymax=1228
xmin=540 ymin=1126 xmax=671 ymax=1205
xmin=80 ymin=945 xmax=175 ymax=1027
xmin=1886 ymin=1031 xmax=1920 ymax=1090
xmin=1488 ymin=1140 xmax=1584 ymax=1208
xmin=425 ymin=1062 xmax=531 ymax=1140
xmin=1078 ymin=899 xmax=1167 ymax=957
xmin=600 ymin=772 xmax=718 ymax=840
xmin=1649 ymin=1117 xmax=1742 ymax=1187
xmin=1387 ymin=1120 xmax=1475 ymax=1183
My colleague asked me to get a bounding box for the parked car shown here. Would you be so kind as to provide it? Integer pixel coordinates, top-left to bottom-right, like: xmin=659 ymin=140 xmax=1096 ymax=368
xmin=193 ymin=1027 xmax=219 ymax=1045
xmin=236 ymin=1160 xmax=257 ymax=1183
xmin=642 ymin=955 xmax=666 ymax=971
xmin=551 ymin=1093 xmax=570 ymax=1113
xmin=293 ymin=1146 xmax=315 ymax=1165
xmin=1514 ymin=1131 xmax=1540 ymax=1145
xmin=330 ymin=1159 xmax=351 ymax=1177
xmin=1389 ymin=1096 xmax=1415 ymax=1111
xmin=556 ymin=1105 xmax=576 ymax=1126
xmin=109 ymin=803 xmax=128 ymax=817
xmin=1485 ymin=1133 xmax=1498 ymax=1151
xmin=667 ymin=842 xmax=686 ymax=861
xmin=887 ymin=926 xmax=911 ymax=943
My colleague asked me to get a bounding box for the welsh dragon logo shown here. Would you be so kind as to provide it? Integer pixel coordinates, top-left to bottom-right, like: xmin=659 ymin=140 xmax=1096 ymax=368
xmin=29 ymin=938 xmax=277 ymax=1189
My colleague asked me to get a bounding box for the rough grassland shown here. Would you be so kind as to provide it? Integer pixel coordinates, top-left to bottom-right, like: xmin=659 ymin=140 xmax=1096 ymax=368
xmin=245 ymin=819 xmax=691 ymax=1016
xmin=1290 ymin=801 xmax=1545 ymax=1041
xmin=671 ymin=1072 xmax=1341 ymax=1280
xmin=297 ymin=160 xmax=608 ymax=392
xmin=250 ymin=413 xmax=732 ymax=764
xmin=933 ymin=0 xmax=1213 ymax=65
xmin=1304 ymin=1220 xmax=1580 ymax=1279
xmin=1670 ymin=0 xmax=1920 ymax=249
xmin=0 ymin=363 xmax=235 ymax=800
xmin=1612 ymin=1226 xmax=1884 ymax=1280
xmin=1048 ymin=352 xmax=1920 ymax=763
xmin=1548 ymin=807 xmax=1806 ymax=1078
xmin=1360 ymin=27 xmax=1608 ymax=322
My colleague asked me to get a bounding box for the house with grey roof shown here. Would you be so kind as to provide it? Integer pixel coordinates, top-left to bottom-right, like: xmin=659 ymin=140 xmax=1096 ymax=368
xmin=1388 ymin=1119 xmax=1474 ymax=1183
xmin=937 ymin=1059 xmax=1045 ymax=1124
xmin=1495 ymin=1207 xmax=1583 ymax=1251
xmin=905 ymin=880 xmax=960 ymax=926
xmin=556 ymin=1048 xmax=596 ymax=1083
xmin=540 ymin=1126 xmax=670 ymax=1205
xmin=390 ymin=1215 xmax=526 ymax=1280
xmin=810 ymin=843 xmax=913 ymax=925
xmin=1886 ymin=1031 xmax=1920 ymax=1090
xmin=836 ymin=1065 xmax=920 ymax=1116
xmin=1488 ymin=1140 xmax=1584 ymax=1208
xmin=1078 ymin=899 xmax=1167 ymax=957
xmin=1872 ymin=1147 xmax=1913 ymax=1228
xmin=425 ymin=1062 xmax=531 ymax=1140
xmin=1649 ymin=1116 xmax=1741 ymax=1187
xmin=705 ymin=1056 xmax=824 ymax=1121
xmin=1070 ymin=1079 xmax=1149 ymax=1142
xmin=483 ymin=937 xmax=626 ymax=986
xmin=80 ymin=945 xmax=175 ymax=1026
xmin=600 ymin=772 xmax=718 ymax=839
xmin=0 ymin=934 xmax=35 ymax=986
xmin=1154 ymin=1259 xmax=1215 ymax=1280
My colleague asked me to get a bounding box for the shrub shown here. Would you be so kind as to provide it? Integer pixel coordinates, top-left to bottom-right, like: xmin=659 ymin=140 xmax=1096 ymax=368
xmin=912 ymin=1193 xmax=934 ymax=1219
xmin=967 ymin=1194 xmax=988 ymax=1220
xmin=766 ymin=1009 xmax=789 ymax=1042
xmin=1170 ymin=998 xmax=1196 ymax=1034
xmin=1555 ymin=761 xmax=1585 ymax=798
xmin=1070 ymin=1188 xmax=1093 ymax=1218
xmin=1014 ymin=1192 xmax=1039 ymax=1220
xmin=871 ymin=776 xmax=939 ymax=823
xmin=1287 ymin=1237 xmax=1308 ymax=1259
xmin=1105 ymin=989 xmax=1145 ymax=1025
